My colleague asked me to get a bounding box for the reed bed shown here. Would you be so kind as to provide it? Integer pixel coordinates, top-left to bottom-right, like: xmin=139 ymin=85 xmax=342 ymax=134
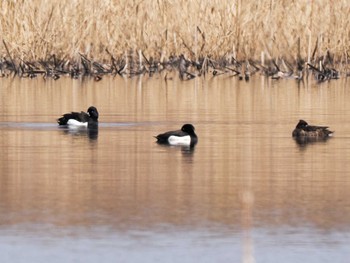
xmin=0 ymin=0 xmax=349 ymax=80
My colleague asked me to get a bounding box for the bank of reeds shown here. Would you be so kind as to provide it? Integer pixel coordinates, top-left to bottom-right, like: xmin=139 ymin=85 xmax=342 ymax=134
xmin=0 ymin=0 xmax=349 ymax=81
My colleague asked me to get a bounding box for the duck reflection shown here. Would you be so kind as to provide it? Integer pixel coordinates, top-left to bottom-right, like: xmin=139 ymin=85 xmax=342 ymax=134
xmin=60 ymin=124 xmax=98 ymax=141
xmin=181 ymin=145 xmax=196 ymax=163
xmin=180 ymin=145 xmax=196 ymax=155
xmin=293 ymin=136 xmax=330 ymax=147
xmin=156 ymin=142 xmax=196 ymax=161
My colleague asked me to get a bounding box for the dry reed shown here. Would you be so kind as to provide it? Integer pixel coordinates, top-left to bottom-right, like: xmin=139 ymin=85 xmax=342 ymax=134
xmin=0 ymin=0 xmax=349 ymax=79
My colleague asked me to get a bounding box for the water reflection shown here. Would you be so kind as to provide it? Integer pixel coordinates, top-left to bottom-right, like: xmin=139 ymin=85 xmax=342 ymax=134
xmin=180 ymin=145 xmax=196 ymax=156
xmin=1 ymin=76 xmax=350 ymax=262
xmin=293 ymin=136 xmax=331 ymax=147
xmin=59 ymin=125 xmax=99 ymax=140
xmin=156 ymin=143 xmax=196 ymax=163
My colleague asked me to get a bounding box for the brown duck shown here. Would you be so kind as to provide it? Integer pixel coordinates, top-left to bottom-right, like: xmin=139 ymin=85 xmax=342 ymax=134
xmin=292 ymin=120 xmax=333 ymax=138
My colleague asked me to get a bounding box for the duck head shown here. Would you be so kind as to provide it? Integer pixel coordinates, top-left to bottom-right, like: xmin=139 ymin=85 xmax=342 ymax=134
xmin=181 ymin=124 xmax=196 ymax=135
xmin=296 ymin=119 xmax=308 ymax=129
xmin=88 ymin=106 xmax=99 ymax=121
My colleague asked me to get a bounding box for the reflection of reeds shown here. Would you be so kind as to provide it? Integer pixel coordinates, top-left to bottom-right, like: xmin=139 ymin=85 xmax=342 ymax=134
xmin=0 ymin=0 xmax=349 ymax=80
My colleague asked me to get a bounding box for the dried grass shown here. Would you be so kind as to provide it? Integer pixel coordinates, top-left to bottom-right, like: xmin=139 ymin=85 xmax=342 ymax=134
xmin=0 ymin=0 xmax=349 ymax=63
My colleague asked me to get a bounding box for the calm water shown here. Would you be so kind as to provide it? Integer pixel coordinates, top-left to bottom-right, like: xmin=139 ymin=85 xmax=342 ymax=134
xmin=0 ymin=75 xmax=350 ymax=262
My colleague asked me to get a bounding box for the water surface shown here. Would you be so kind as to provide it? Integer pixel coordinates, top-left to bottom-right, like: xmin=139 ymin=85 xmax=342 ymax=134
xmin=0 ymin=75 xmax=350 ymax=262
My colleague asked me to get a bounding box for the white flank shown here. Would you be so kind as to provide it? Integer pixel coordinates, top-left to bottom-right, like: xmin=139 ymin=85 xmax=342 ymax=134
xmin=67 ymin=119 xmax=88 ymax=128
xmin=168 ymin=135 xmax=191 ymax=146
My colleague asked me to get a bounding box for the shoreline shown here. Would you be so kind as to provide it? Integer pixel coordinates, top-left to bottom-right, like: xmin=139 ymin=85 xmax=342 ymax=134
xmin=0 ymin=50 xmax=348 ymax=82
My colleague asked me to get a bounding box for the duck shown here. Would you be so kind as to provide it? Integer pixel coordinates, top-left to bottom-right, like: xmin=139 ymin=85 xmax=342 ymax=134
xmin=155 ymin=124 xmax=198 ymax=146
xmin=57 ymin=106 xmax=99 ymax=128
xmin=292 ymin=119 xmax=333 ymax=138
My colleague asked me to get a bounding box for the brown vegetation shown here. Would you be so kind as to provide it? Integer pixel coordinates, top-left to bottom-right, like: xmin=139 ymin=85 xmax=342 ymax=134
xmin=0 ymin=0 xmax=349 ymax=80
